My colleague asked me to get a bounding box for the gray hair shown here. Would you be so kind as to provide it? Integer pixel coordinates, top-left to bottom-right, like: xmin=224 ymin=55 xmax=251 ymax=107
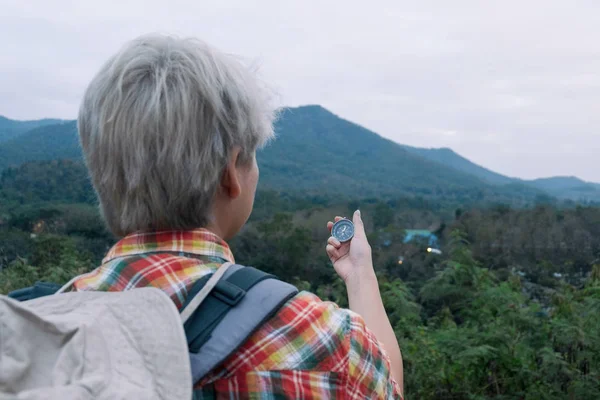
xmin=78 ymin=34 xmax=276 ymax=237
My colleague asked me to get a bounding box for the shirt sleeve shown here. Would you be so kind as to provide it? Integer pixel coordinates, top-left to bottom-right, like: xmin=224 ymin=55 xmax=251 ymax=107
xmin=345 ymin=310 xmax=403 ymax=399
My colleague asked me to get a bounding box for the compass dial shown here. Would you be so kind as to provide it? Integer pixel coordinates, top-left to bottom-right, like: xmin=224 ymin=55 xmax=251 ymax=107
xmin=331 ymin=219 xmax=355 ymax=243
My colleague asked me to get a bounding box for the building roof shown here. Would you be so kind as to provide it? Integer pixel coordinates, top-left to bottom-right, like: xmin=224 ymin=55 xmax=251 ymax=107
xmin=404 ymin=229 xmax=433 ymax=236
xmin=403 ymin=229 xmax=439 ymax=245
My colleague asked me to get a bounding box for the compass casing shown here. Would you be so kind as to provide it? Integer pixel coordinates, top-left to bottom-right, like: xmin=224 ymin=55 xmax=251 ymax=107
xmin=331 ymin=219 xmax=355 ymax=243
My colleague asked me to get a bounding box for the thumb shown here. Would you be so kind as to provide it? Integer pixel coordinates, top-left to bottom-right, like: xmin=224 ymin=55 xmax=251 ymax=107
xmin=352 ymin=209 xmax=366 ymax=238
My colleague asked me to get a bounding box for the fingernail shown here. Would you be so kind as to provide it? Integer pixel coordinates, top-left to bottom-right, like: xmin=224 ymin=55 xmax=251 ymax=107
xmin=356 ymin=209 xmax=361 ymax=219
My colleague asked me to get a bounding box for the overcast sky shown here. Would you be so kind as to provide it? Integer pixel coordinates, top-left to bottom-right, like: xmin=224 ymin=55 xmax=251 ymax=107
xmin=2 ymin=0 xmax=599 ymax=181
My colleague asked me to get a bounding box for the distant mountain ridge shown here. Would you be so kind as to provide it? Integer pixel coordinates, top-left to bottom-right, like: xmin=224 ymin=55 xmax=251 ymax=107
xmin=403 ymin=145 xmax=600 ymax=202
xmin=0 ymin=106 xmax=597 ymax=204
xmin=0 ymin=121 xmax=80 ymax=171
xmin=0 ymin=115 xmax=64 ymax=143
xmin=528 ymin=177 xmax=600 ymax=201
xmin=402 ymin=146 xmax=514 ymax=185
xmin=261 ymin=106 xmax=488 ymax=195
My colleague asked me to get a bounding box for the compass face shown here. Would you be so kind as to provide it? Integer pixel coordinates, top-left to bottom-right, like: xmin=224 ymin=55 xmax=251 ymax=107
xmin=332 ymin=219 xmax=355 ymax=243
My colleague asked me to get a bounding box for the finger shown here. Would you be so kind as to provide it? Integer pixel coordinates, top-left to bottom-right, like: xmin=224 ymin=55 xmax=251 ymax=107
xmin=335 ymin=216 xmax=343 ymax=222
xmin=327 ymin=236 xmax=341 ymax=248
xmin=352 ymin=209 xmax=366 ymax=238
xmin=326 ymin=244 xmax=340 ymax=262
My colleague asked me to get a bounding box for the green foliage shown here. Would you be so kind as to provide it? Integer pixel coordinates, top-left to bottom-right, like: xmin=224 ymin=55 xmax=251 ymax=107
xmin=0 ymin=228 xmax=32 ymax=269
xmin=1 ymin=149 xmax=600 ymax=398
xmin=1 ymin=200 xmax=599 ymax=398
xmin=230 ymin=212 xmax=600 ymax=398
xmin=398 ymin=233 xmax=600 ymax=399
xmin=380 ymin=278 xmax=421 ymax=333
xmin=373 ymin=201 xmax=395 ymax=229
xmin=0 ymin=115 xmax=63 ymax=143
xmin=231 ymin=213 xmax=337 ymax=289
xmin=453 ymin=204 xmax=600 ymax=285
xmin=0 ymin=121 xmax=81 ymax=170
xmin=0 ymin=234 xmax=93 ymax=294
xmin=0 ymin=160 xmax=94 ymax=204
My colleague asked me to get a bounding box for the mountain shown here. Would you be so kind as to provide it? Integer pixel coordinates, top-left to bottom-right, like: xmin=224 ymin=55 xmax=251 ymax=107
xmin=403 ymin=145 xmax=600 ymax=202
xmin=402 ymin=146 xmax=514 ymax=185
xmin=0 ymin=159 xmax=95 ymax=204
xmin=0 ymin=105 xmax=575 ymax=205
xmin=0 ymin=116 xmax=64 ymax=143
xmin=530 ymin=176 xmax=596 ymax=191
xmin=0 ymin=121 xmax=81 ymax=171
xmin=257 ymin=105 xmax=541 ymax=203
xmin=528 ymin=177 xmax=600 ymax=202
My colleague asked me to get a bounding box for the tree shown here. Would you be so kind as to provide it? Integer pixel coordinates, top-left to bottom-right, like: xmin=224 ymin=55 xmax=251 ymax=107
xmin=0 ymin=234 xmax=93 ymax=294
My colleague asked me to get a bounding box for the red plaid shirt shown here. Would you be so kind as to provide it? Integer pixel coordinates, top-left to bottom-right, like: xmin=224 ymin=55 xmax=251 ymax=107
xmin=73 ymin=229 xmax=402 ymax=399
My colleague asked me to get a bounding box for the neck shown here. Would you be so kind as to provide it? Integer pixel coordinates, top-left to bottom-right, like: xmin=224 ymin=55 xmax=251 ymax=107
xmin=209 ymin=194 xmax=240 ymax=241
xmin=206 ymin=203 xmax=233 ymax=240
xmin=205 ymin=221 xmax=228 ymax=241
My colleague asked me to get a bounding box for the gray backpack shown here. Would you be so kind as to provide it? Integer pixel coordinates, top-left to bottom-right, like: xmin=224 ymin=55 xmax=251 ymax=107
xmin=1 ymin=262 xmax=298 ymax=399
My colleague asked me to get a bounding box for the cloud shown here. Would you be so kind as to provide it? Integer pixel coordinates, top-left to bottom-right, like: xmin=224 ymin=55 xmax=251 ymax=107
xmin=1 ymin=0 xmax=599 ymax=181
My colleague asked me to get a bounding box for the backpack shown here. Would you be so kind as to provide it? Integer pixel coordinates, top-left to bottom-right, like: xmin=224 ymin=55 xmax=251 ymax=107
xmin=0 ymin=262 xmax=298 ymax=400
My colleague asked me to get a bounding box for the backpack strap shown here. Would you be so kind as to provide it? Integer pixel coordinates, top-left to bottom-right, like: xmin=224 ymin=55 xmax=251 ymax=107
xmin=183 ymin=266 xmax=276 ymax=352
xmin=180 ymin=261 xmax=234 ymax=323
xmin=7 ymin=281 xmax=62 ymax=301
xmin=182 ymin=264 xmax=298 ymax=383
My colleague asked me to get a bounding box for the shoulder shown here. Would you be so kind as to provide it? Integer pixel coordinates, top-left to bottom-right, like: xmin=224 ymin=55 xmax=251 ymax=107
xmin=266 ymin=291 xmax=352 ymax=335
xmin=275 ymin=292 xmax=402 ymax=398
xmin=73 ymin=253 xmax=218 ymax=309
xmin=208 ymin=291 xmax=353 ymax=377
xmin=212 ymin=290 xmax=401 ymax=397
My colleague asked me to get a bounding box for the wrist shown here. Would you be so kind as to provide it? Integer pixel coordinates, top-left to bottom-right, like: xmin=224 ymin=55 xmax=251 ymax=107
xmin=344 ymin=266 xmax=378 ymax=291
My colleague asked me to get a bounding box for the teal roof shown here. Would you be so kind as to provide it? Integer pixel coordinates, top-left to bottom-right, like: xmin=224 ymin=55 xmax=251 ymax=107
xmin=403 ymin=230 xmax=439 ymax=246
xmin=404 ymin=229 xmax=432 ymax=235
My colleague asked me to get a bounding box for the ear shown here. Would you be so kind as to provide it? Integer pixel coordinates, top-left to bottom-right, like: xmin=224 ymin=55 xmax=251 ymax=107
xmin=220 ymin=147 xmax=242 ymax=199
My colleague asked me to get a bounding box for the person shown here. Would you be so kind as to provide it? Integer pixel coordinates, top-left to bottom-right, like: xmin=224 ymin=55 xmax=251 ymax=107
xmin=72 ymin=33 xmax=403 ymax=398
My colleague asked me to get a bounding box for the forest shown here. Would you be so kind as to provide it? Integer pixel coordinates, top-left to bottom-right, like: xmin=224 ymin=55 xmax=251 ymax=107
xmin=1 ymin=160 xmax=599 ymax=399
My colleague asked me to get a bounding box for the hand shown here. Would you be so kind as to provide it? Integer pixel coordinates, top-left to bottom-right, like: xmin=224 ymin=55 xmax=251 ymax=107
xmin=326 ymin=210 xmax=374 ymax=285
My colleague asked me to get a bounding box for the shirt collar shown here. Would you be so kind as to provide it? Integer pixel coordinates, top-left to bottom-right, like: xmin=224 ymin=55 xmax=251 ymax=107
xmin=102 ymin=228 xmax=235 ymax=264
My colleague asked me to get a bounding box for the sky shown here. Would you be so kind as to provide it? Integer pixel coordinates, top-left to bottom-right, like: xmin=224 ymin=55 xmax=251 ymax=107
xmin=1 ymin=0 xmax=599 ymax=181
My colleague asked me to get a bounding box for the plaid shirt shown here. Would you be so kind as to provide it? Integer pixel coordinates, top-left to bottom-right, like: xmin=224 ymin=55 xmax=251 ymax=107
xmin=73 ymin=229 xmax=402 ymax=399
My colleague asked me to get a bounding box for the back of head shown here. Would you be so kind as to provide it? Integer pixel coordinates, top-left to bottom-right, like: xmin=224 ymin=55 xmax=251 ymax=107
xmin=78 ymin=34 xmax=275 ymax=237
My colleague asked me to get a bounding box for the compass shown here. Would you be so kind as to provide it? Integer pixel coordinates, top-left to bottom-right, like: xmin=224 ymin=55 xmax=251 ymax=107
xmin=331 ymin=218 xmax=355 ymax=243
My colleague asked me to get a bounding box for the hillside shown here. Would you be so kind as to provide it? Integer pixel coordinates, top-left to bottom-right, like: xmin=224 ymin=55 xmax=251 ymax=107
xmin=0 ymin=116 xmax=64 ymax=143
xmin=0 ymin=121 xmax=81 ymax=170
xmin=0 ymin=160 xmax=94 ymax=205
xmin=529 ymin=176 xmax=600 ymax=201
xmin=530 ymin=176 xmax=598 ymax=191
xmin=402 ymin=145 xmax=514 ymax=185
xmin=258 ymin=106 xmax=544 ymax=203
xmin=0 ymin=106 xmax=550 ymax=204
xmin=403 ymin=145 xmax=600 ymax=202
